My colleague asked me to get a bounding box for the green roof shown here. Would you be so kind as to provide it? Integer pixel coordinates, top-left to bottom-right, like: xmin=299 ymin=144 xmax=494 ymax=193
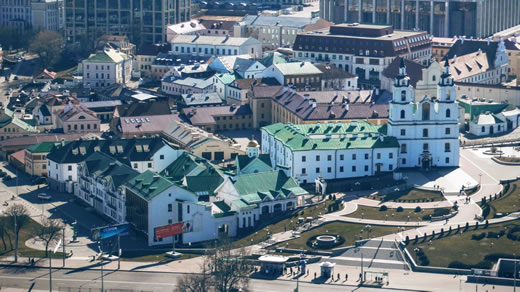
xmin=26 ymin=141 xmax=68 ymax=153
xmin=215 ymin=73 xmax=237 ymax=85
xmin=261 ymin=52 xmax=287 ymax=67
xmin=125 ymin=170 xmax=175 ymax=201
xmin=83 ymin=152 xmax=139 ymax=188
xmin=236 ymin=154 xmax=272 ymax=170
xmin=84 ymin=50 xmax=130 ymax=63
xmin=0 ymin=108 xmax=37 ymax=132
xmin=262 ymin=122 xmax=399 ymax=151
xmin=213 ymin=200 xmax=231 ymax=212
xmin=458 ymin=100 xmax=509 ymax=121
xmin=233 ymin=170 xmax=307 ymax=204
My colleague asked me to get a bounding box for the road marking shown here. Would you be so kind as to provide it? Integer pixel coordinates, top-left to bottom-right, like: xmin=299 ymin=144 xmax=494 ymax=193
xmin=358 ymin=246 xmax=399 ymax=251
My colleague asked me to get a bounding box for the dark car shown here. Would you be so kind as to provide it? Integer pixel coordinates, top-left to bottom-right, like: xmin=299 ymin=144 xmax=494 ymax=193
xmin=3 ymin=175 xmax=12 ymax=181
xmin=31 ymin=177 xmax=46 ymax=185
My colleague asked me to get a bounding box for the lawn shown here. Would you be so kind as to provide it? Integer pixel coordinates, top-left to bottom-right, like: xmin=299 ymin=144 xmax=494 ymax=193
xmin=232 ymin=200 xmax=338 ymax=248
xmin=482 ymin=181 xmax=520 ymax=220
xmin=120 ymin=250 xmax=199 ymax=262
xmin=494 ymin=156 xmax=520 ymax=163
xmin=0 ymin=216 xmax=64 ymax=259
xmin=407 ymin=221 xmax=520 ymax=269
xmin=346 ymin=205 xmax=453 ymax=222
xmin=367 ymin=188 xmax=445 ymax=203
xmin=277 ymin=222 xmax=402 ymax=251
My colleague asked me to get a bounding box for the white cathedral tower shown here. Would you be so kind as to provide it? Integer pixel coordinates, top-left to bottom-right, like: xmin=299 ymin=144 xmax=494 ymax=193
xmin=388 ymin=59 xmax=459 ymax=169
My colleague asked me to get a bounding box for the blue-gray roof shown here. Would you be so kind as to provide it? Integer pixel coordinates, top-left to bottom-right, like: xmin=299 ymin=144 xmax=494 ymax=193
xmin=181 ymin=92 xmax=223 ymax=106
xmin=241 ymin=15 xmax=318 ymax=28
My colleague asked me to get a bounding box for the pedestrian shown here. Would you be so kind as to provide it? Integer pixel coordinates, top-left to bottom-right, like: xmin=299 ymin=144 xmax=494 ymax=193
xmin=337 ymin=273 xmax=340 ymax=281
xmin=314 ymin=272 xmax=317 ymax=279
xmin=345 ymin=273 xmax=348 ymax=281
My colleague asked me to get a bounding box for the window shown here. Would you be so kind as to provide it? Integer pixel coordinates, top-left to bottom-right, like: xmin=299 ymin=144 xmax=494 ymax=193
xmin=302 ymin=156 xmax=306 ymax=162
xmin=389 ymin=153 xmax=393 ymax=159
xmin=401 ymin=144 xmax=407 ymax=153
xmin=446 ymin=109 xmax=451 ymax=118
xmin=400 ymin=110 xmax=405 ymax=119
xmin=423 ymin=143 xmax=429 ymax=151
xmin=400 ymin=129 xmax=406 ymax=136
xmin=445 ymin=128 xmax=451 ymax=135
xmin=340 ymin=166 xmax=344 ymax=172
xmin=315 ymin=155 xmax=320 ymax=161
xmin=147 ymin=162 xmax=152 ymax=168
xmin=68 ymin=165 xmax=72 ymax=171
xmin=160 ymin=155 xmax=164 ymax=160
xmin=68 ymin=175 xmax=72 ymax=181
xmin=187 ymin=205 xmax=190 ymax=214
xmin=481 ymin=126 xmax=485 ymax=133
xmin=302 ymin=168 xmax=306 ymax=174
xmin=402 ymin=158 xmax=406 ymax=164
xmin=445 ymin=157 xmax=450 ymax=164
xmin=327 ymin=155 xmax=332 ymax=161
xmin=423 ymin=129 xmax=428 ymax=137
xmin=327 ymin=167 xmax=332 ymax=173
xmin=364 ymin=165 xmax=369 ymax=171
xmin=364 ymin=153 xmax=369 ymax=159
xmin=422 ymin=103 xmax=430 ymax=120
xmin=133 ymin=163 xmax=138 ymax=168
xmin=376 ymin=153 xmax=381 ymax=159
xmin=444 ymin=143 xmax=451 ymax=152
xmin=352 ymin=166 xmax=356 ymax=172
xmin=352 ymin=154 xmax=356 ymax=160
xmin=315 ymin=167 xmax=320 ymax=173
xmin=389 ymin=164 xmax=393 ymax=170
xmin=401 ymin=90 xmax=406 ymax=101
xmin=168 ymin=204 xmax=172 ymax=212
xmin=340 ymin=154 xmax=344 ymax=160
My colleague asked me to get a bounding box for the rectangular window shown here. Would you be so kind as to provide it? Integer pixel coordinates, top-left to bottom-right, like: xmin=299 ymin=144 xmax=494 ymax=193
xmin=364 ymin=153 xmax=369 ymax=160
xmin=400 ymin=129 xmax=406 ymax=136
xmin=327 ymin=167 xmax=331 ymax=173
xmin=352 ymin=166 xmax=356 ymax=172
xmin=402 ymin=158 xmax=406 ymax=164
xmin=389 ymin=153 xmax=393 ymax=159
xmin=389 ymin=164 xmax=393 ymax=170
xmin=445 ymin=157 xmax=450 ymax=163
xmin=423 ymin=143 xmax=429 ymax=151
xmin=168 ymin=204 xmax=172 ymax=212
xmin=376 ymin=153 xmax=381 ymax=159
xmin=68 ymin=165 xmax=72 ymax=171
xmin=340 ymin=154 xmax=344 ymax=160
xmin=339 ymin=166 xmax=344 ymax=172
xmin=423 ymin=128 xmax=428 ymax=137
xmin=327 ymin=155 xmax=332 ymax=161
xmin=444 ymin=143 xmax=451 ymax=152
xmin=316 ymin=155 xmax=320 ymax=161
xmin=445 ymin=128 xmax=450 ymax=135
xmin=302 ymin=156 xmax=306 ymax=162
xmin=302 ymin=168 xmax=306 ymax=174
xmin=364 ymin=165 xmax=369 ymax=171
xmin=315 ymin=167 xmax=320 ymax=173
xmin=148 ymin=162 xmax=152 ymax=168
xmin=352 ymin=154 xmax=356 ymax=160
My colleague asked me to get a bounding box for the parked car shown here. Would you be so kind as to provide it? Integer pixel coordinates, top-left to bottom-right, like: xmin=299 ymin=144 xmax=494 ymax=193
xmin=37 ymin=193 xmax=52 ymax=200
xmin=31 ymin=176 xmax=46 ymax=185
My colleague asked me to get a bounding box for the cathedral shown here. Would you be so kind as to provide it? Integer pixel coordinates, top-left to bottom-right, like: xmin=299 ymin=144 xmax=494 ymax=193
xmin=388 ymin=59 xmax=460 ymax=169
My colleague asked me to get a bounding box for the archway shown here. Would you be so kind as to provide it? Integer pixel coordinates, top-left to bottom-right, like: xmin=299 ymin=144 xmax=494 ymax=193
xmin=273 ymin=203 xmax=282 ymax=213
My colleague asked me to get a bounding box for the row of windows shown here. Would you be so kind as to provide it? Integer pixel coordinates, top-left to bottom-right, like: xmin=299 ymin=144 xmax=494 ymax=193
xmin=302 ymin=164 xmax=394 ymax=174
xmin=400 ymin=143 xmax=451 ymax=153
xmin=399 ymin=128 xmax=451 ymax=136
xmin=175 ymin=46 xmax=238 ymax=56
xmin=86 ymin=64 xmax=111 ymax=70
xmin=66 ymin=123 xmax=97 ymax=131
xmin=86 ymin=72 xmax=110 ymax=79
xmin=398 ymin=107 xmax=451 ymax=120
xmin=301 ymin=152 xmax=393 ymax=162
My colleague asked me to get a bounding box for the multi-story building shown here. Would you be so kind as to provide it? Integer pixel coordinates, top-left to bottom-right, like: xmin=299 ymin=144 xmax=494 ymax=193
xmin=432 ymin=37 xmax=457 ymax=61
xmin=56 ymin=104 xmax=100 ymax=133
xmin=182 ymin=104 xmax=253 ymax=132
xmin=76 ymin=151 xmax=139 ymax=223
xmin=387 ymin=59 xmax=460 ymax=168
xmin=82 ymin=48 xmax=133 ymax=88
xmin=31 ymin=0 xmax=64 ymax=31
xmin=442 ymin=38 xmax=509 ymax=85
xmin=24 ymin=141 xmax=65 ymax=177
xmin=64 ymin=0 xmax=190 ymax=44
xmin=161 ymin=76 xmax=214 ymax=96
xmin=135 ymin=43 xmax=171 ymax=78
xmin=0 ymin=108 xmax=39 ymax=141
xmin=320 ymin=0 xmax=520 ymax=39
xmin=263 ymin=62 xmax=324 ymax=91
xmin=0 ymin=0 xmax=32 ymax=31
xmin=96 ymin=35 xmax=136 ymax=56
xmin=171 ymin=35 xmax=263 ymax=59
xmin=292 ymin=23 xmax=431 ymax=88
xmin=234 ymin=15 xmax=332 ymax=50
xmin=504 ymin=38 xmax=520 ymax=80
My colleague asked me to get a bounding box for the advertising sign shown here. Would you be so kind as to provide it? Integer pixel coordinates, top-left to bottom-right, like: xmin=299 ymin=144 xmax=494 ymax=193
xmin=91 ymin=223 xmax=129 ymax=241
xmin=155 ymin=222 xmax=184 ymax=239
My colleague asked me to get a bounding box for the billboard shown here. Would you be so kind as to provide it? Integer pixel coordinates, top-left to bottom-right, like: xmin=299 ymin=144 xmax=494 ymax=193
xmin=91 ymin=223 xmax=129 ymax=241
xmin=155 ymin=222 xmax=184 ymax=239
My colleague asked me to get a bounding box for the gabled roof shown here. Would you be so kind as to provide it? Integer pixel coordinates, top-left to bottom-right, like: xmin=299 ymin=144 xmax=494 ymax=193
xmin=445 ymin=39 xmax=499 ymax=69
xmin=183 ymin=104 xmax=252 ymax=125
xmin=57 ymin=104 xmax=99 ymax=122
xmin=171 ymin=35 xmax=260 ymax=46
xmin=475 ymin=113 xmax=504 ymax=125
xmin=236 ymin=154 xmax=271 ymax=170
xmin=273 ymin=62 xmax=322 ymax=76
xmin=136 ymin=43 xmax=170 ymax=56
xmin=82 ymin=152 xmax=139 ymax=188
xmin=233 ymin=170 xmax=307 ymax=204
xmin=261 ymin=52 xmax=288 ymax=67
xmin=382 ymin=57 xmax=426 ymax=87
xmin=26 ymin=141 xmax=68 ymax=153
xmin=84 ymin=49 xmax=131 ymax=63
xmin=125 ymin=170 xmax=175 ymax=201
xmin=115 ymin=100 xmax=171 ymax=117
xmin=181 ymin=92 xmax=222 ymax=106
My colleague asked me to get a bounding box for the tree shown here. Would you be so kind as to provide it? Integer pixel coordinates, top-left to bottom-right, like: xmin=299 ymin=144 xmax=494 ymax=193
xmin=176 ymin=240 xmax=250 ymax=292
xmin=0 ymin=219 xmax=9 ymax=250
xmin=35 ymin=218 xmax=63 ymax=257
xmin=29 ymin=31 xmax=64 ymax=69
xmin=5 ymin=204 xmax=30 ymax=262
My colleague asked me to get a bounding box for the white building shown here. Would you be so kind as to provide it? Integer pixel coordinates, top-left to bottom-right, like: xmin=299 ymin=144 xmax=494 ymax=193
xmin=209 ymin=55 xmax=265 ymax=78
xmin=171 ymin=35 xmax=262 ymax=59
xmin=469 ymin=108 xmax=520 ymax=137
xmin=82 ymin=48 xmax=133 ymax=88
xmin=76 ymin=151 xmax=139 ymax=223
xmin=0 ymin=0 xmax=32 ymax=31
xmin=387 ymin=60 xmax=460 ymax=169
xmin=161 ymin=76 xmax=214 ymax=96
xmin=31 ymin=0 xmax=64 ymax=32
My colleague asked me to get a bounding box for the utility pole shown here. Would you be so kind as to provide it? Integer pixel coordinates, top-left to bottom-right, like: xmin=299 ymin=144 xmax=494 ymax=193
xmin=514 ymin=254 xmax=517 ymax=292
xmin=361 ymin=252 xmax=364 ymax=283
xmin=117 ymin=233 xmax=121 ymax=270
xmin=62 ymin=228 xmax=66 ymax=267
xmin=13 ymin=212 xmax=17 ymax=262
xmin=49 ymin=248 xmax=52 ymax=292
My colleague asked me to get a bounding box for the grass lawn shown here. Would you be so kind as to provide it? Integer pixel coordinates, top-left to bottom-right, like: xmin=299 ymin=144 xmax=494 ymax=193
xmin=482 ymin=181 xmax=520 ymax=220
xmin=232 ymin=200 xmax=338 ymax=248
xmin=407 ymin=221 xmax=520 ymax=269
xmin=0 ymin=217 xmax=64 ymax=259
xmin=346 ymin=205 xmax=453 ymax=222
xmin=120 ymin=250 xmax=199 ymax=262
xmin=495 ymin=156 xmax=520 ymax=163
xmin=277 ymin=222 xmax=402 ymax=251
xmin=367 ymin=188 xmax=445 ymax=203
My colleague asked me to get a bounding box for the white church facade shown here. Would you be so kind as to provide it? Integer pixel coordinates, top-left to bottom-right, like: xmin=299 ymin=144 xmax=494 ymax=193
xmin=260 ymin=59 xmax=460 ymax=183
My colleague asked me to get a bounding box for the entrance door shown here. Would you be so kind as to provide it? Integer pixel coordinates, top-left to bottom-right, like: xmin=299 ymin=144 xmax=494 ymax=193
xmin=214 ymin=152 xmax=224 ymax=161
xmin=489 ymin=126 xmax=494 ymax=135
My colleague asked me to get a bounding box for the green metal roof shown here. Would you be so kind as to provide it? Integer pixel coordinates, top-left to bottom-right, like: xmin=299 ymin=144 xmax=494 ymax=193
xmin=458 ymin=100 xmax=509 ymax=121
xmin=215 ymin=73 xmax=237 ymax=85
xmin=233 ymin=170 xmax=307 ymax=204
xmin=262 ymin=122 xmax=399 ymax=151
xmin=125 ymin=170 xmax=175 ymax=201
xmin=26 ymin=141 xmax=68 ymax=153
xmin=236 ymin=154 xmax=272 ymax=170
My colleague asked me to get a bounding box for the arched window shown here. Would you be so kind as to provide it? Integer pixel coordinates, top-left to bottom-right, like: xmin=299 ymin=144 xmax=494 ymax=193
xmin=400 ymin=110 xmax=405 ymax=119
xmin=446 ymin=109 xmax=451 ymax=118
xmin=422 ymin=103 xmax=430 ymax=120
xmin=401 ymin=90 xmax=406 ymax=102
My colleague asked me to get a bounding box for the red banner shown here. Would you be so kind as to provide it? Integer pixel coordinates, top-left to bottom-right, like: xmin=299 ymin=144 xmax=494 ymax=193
xmin=154 ymin=222 xmax=184 ymax=239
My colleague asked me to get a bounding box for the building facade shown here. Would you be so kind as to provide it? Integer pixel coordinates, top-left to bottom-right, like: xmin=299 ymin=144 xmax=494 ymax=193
xmin=64 ymin=0 xmax=190 ymax=44
xmin=82 ymin=48 xmax=133 ymax=88
xmin=171 ymin=35 xmax=263 ymax=59
xmin=31 ymin=0 xmax=64 ymax=31
xmin=320 ymin=0 xmax=520 ymax=38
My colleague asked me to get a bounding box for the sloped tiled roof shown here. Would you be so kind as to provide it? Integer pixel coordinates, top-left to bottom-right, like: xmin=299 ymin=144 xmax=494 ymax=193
xmin=82 ymin=151 xmax=139 ymax=188
xmin=125 ymin=170 xmax=175 ymax=201
xmin=183 ymin=104 xmax=252 ymax=125
xmin=382 ymin=57 xmax=426 ymax=87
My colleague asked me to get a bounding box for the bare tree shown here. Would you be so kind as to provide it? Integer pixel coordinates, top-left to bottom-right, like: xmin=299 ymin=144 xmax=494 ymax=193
xmin=176 ymin=240 xmax=250 ymax=292
xmin=35 ymin=218 xmax=62 ymax=257
xmin=5 ymin=204 xmax=30 ymax=262
xmin=0 ymin=218 xmax=9 ymax=250
xmin=29 ymin=31 xmax=64 ymax=68
xmin=176 ymin=263 xmax=213 ymax=292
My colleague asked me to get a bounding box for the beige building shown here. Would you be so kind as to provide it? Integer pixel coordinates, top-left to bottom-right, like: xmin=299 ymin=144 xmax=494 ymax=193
xmin=455 ymin=83 xmax=520 ymax=107
xmin=24 ymin=141 xmax=65 ymax=177
xmin=182 ymin=105 xmax=253 ymax=133
xmin=505 ymin=38 xmax=520 ymax=81
xmin=56 ymin=104 xmax=100 ymax=133
xmin=0 ymin=108 xmax=39 ymax=141
xmin=432 ymin=37 xmax=457 ymax=62
xmin=31 ymin=0 xmax=64 ymax=32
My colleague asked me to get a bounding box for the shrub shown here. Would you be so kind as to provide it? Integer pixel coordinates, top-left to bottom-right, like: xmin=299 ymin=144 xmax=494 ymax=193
xmin=414 ymin=235 xmax=419 ymax=243
xmin=433 ymin=208 xmax=450 ymax=217
xmin=396 ymin=206 xmax=404 ymax=212
xmin=379 ymin=205 xmax=388 ymax=212
xmin=484 ymin=220 xmax=489 ymax=229
xmin=472 ymin=232 xmax=486 ymax=240
xmin=414 ymin=206 xmax=422 ymax=213
xmin=422 ymin=214 xmax=431 ymax=221
xmin=482 ymin=205 xmax=490 ymax=219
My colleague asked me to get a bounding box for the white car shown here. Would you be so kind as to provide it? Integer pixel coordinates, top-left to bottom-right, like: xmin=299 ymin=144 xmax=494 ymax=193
xmin=37 ymin=193 xmax=52 ymax=200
